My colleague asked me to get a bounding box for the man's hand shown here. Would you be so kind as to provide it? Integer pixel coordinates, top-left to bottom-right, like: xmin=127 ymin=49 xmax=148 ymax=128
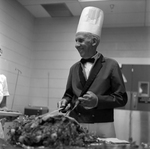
xmin=42 ymin=99 xmax=70 ymax=121
xmin=59 ymin=99 xmax=71 ymax=113
xmin=78 ymin=91 xmax=98 ymax=109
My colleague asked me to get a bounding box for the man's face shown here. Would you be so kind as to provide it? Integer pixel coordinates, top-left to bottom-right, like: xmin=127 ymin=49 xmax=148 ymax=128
xmin=75 ymin=33 xmax=94 ymax=59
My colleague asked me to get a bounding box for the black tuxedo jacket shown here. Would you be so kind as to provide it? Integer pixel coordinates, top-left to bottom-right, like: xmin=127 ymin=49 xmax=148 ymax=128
xmin=62 ymin=53 xmax=127 ymax=123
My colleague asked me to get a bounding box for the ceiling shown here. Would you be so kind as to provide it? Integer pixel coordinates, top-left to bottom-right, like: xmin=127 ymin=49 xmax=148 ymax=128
xmin=16 ymin=0 xmax=150 ymax=27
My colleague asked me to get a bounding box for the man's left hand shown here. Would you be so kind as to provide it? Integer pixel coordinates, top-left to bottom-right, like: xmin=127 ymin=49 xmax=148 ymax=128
xmin=78 ymin=91 xmax=98 ymax=109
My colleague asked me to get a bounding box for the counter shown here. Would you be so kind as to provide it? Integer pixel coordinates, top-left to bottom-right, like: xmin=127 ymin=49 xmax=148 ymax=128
xmin=0 ymin=113 xmax=133 ymax=149
xmin=0 ymin=138 xmax=133 ymax=149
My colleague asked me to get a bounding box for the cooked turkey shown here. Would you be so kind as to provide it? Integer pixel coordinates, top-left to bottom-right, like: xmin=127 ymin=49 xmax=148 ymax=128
xmin=7 ymin=114 xmax=97 ymax=148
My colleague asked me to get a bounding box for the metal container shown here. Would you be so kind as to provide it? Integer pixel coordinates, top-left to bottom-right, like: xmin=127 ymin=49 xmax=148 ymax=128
xmin=24 ymin=106 xmax=49 ymax=116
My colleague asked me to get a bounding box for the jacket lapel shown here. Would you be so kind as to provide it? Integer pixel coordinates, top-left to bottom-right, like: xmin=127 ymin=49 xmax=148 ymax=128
xmin=79 ymin=65 xmax=86 ymax=88
xmin=79 ymin=54 xmax=103 ymax=97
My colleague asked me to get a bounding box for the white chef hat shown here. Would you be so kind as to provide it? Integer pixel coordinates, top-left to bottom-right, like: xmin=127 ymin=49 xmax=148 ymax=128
xmin=76 ymin=6 xmax=104 ymax=38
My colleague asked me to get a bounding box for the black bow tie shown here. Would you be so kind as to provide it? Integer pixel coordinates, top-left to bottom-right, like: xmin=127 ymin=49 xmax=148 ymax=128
xmin=80 ymin=58 xmax=95 ymax=64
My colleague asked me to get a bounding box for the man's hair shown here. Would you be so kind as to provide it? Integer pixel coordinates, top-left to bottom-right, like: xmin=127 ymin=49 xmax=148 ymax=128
xmin=76 ymin=32 xmax=100 ymax=47
xmin=84 ymin=33 xmax=100 ymax=46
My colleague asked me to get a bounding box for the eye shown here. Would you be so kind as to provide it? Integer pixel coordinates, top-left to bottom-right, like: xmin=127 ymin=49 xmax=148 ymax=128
xmin=77 ymin=38 xmax=83 ymax=43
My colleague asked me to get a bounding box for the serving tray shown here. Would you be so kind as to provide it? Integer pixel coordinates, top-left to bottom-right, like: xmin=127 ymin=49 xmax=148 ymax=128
xmin=0 ymin=111 xmax=22 ymax=117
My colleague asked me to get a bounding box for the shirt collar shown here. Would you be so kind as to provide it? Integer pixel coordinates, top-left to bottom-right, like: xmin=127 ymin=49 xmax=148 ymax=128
xmin=91 ymin=52 xmax=103 ymax=64
xmin=80 ymin=52 xmax=103 ymax=65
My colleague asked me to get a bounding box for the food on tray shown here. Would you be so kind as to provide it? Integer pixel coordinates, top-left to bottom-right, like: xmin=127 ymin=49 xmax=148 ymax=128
xmin=7 ymin=114 xmax=98 ymax=148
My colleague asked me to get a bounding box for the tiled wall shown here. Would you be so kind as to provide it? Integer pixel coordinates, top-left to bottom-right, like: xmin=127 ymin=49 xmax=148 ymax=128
xmin=0 ymin=0 xmax=34 ymax=111
xmin=1 ymin=0 xmax=150 ymax=113
xmin=29 ymin=18 xmax=79 ymax=108
xmin=114 ymin=109 xmax=150 ymax=145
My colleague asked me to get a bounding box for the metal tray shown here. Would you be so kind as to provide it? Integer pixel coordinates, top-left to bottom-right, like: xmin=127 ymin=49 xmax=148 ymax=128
xmin=0 ymin=111 xmax=22 ymax=117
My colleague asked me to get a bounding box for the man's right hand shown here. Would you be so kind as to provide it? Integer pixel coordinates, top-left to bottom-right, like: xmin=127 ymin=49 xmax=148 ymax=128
xmin=59 ymin=99 xmax=71 ymax=113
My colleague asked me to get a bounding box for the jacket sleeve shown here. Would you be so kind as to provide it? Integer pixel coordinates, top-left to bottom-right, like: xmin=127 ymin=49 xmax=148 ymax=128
xmin=96 ymin=62 xmax=128 ymax=109
xmin=62 ymin=68 xmax=73 ymax=103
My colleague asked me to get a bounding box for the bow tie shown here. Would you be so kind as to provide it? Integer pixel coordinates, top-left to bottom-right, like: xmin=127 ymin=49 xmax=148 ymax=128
xmin=80 ymin=58 xmax=95 ymax=64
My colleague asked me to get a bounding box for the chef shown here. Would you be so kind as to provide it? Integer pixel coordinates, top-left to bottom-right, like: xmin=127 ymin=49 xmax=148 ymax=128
xmin=0 ymin=47 xmax=9 ymax=109
xmin=60 ymin=6 xmax=128 ymax=138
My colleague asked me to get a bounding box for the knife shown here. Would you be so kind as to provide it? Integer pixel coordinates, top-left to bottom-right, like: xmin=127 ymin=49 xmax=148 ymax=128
xmin=37 ymin=107 xmax=63 ymax=120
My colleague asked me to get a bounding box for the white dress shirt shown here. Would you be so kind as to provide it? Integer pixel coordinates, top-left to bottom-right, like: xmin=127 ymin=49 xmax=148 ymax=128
xmin=81 ymin=52 xmax=100 ymax=80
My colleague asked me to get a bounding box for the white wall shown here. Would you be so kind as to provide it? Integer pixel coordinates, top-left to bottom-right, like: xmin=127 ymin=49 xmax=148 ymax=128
xmin=1 ymin=0 xmax=150 ymax=113
xmin=0 ymin=0 xmax=35 ymax=112
xmin=29 ymin=18 xmax=79 ymax=108
xmin=114 ymin=109 xmax=150 ymax=145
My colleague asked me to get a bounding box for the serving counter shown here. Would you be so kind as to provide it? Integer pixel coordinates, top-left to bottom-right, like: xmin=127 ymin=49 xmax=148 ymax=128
xmin=0 ymin=110 xmax=22 ymax=117
xmin=0 ymin=138 xmax=132 ymax=149
xmin=0 ymin=112 xmax=139 ymax=149
xmin=0 ymin=110 xmax=22 ymax=139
